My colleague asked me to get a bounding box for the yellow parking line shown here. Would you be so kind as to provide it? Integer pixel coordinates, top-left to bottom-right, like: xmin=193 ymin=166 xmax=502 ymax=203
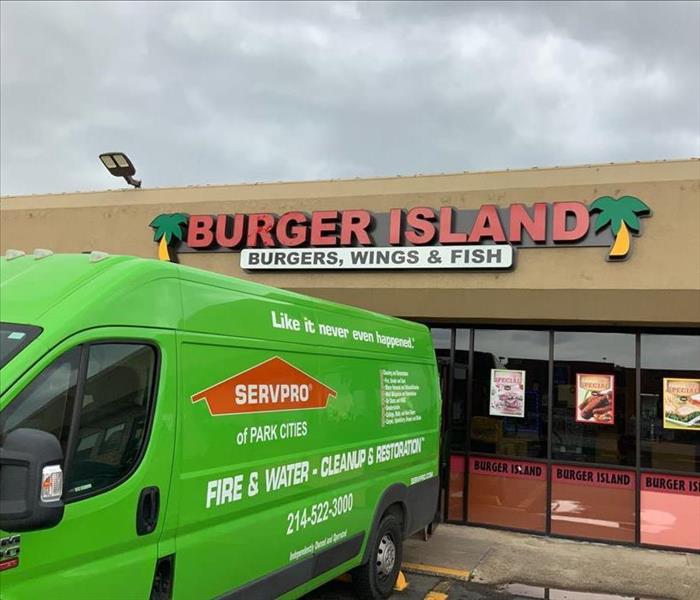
xmin=401 ymin=561 xmax=470 ymax=581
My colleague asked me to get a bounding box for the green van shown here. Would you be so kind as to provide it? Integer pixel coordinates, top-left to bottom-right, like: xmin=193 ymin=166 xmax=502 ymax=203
xmin=0 ymin=253 xmax=441 ymax=600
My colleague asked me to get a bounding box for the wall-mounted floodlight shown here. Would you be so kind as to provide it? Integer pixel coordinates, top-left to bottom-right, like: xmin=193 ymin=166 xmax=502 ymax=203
xmin=99 ymin=152 xmax=141 ymax=188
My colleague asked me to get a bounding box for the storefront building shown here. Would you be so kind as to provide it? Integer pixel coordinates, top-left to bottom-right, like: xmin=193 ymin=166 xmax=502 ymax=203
xmin=2 ymin=159 xmax=699 ymax=551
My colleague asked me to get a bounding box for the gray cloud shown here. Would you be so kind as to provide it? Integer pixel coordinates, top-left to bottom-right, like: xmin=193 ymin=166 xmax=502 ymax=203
xmin=1 ymin=1 xmax=698 ymax=196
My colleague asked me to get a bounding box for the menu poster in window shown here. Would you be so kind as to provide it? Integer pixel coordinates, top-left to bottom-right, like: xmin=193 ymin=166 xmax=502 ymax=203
xmin=663 ymin=378 xmax=700 ymax=430
xmin=489 ymin=369 xmax=525 ymax=418
xmin=576 ymin=373 xmax=615 ymax=425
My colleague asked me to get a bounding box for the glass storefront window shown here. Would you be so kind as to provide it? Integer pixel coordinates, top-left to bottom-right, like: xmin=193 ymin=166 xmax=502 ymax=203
xmin=430 ymin=325 xmax=699 ymax=546
xmin=552 ymin=332 xmax=636 ymax=466
xmin=640 ymin=333 xmax=700 ymax=551
xmin=470 ymin=329 xmax=549 ymax=459
xmin=640 ymin=334 xmax=700 ymax=473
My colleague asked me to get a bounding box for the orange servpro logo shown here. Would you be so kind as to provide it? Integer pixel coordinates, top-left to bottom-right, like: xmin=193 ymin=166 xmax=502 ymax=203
xmin=191 ymin=356 xmax=336 ymax=416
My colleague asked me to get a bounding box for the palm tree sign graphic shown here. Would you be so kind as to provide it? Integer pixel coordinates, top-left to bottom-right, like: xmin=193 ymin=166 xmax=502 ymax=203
xmin=589 ymin=196 xmax=650 ymax=259
xmin=150 ymin=213 xmax=189 ymax=262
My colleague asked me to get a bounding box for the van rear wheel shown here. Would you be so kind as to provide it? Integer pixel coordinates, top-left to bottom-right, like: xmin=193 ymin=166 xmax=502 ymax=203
xmin=352 ymin=512 xmax=403 ymax=600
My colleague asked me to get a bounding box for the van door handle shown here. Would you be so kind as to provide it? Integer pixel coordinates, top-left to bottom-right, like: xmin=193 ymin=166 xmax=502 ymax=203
xmin=136 ymin=486 xmax=160 ymax=536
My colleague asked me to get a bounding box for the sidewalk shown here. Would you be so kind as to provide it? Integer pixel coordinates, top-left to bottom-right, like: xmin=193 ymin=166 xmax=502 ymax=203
xmin=402 ymin=525 xmax=700 ymax=600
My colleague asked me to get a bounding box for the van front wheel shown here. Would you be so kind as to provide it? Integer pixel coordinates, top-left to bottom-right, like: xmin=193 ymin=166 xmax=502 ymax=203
xmin=352 ymin=512 xmax=403 ymax=599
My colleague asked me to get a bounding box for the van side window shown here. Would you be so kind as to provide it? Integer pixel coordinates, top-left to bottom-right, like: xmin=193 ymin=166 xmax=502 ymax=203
xmin=0 ymin=342 xmax=158 ymax=501
xmin=0 ymin=347 xmax=81 ymax=452
xmin=65 ymin=343 xmax=156 ymax=498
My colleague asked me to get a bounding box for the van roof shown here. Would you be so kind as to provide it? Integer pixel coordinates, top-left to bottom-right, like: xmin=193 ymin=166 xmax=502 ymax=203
xmin=0 ymin=253 xmax=429 ymax=348
xmin=0 ymin=254 xmax=176 ymax=326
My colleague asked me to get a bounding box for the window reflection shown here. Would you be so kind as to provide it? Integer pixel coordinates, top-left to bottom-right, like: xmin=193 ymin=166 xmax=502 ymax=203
xmin=640 ymin=334 xmax=700 ymax=473
xmin=430 ymin=328 xmax=451 ymax=351
xmin=452 ymin=330 xmax=469 ymax=449
xmin=471 ymin=329 xmax=549 ymax=459
xmin=552 ymin=332 xmax=636 ymax=466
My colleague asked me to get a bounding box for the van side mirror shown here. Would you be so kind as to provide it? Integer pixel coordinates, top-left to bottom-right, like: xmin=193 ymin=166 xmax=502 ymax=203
xmin=0 ymin=429 xmax=65 ymax=532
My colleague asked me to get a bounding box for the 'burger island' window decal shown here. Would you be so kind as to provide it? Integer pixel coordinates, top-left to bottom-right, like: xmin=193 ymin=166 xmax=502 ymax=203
xmin=149 ymin=196 xmax=651 ymax=270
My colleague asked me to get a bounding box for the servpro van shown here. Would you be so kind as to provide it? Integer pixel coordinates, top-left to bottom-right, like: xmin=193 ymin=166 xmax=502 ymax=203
xmin=0 ymin=253 xmax=440 ymax=600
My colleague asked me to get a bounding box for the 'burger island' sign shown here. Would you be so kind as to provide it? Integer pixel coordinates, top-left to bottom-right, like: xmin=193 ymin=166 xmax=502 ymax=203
xmin=149 ymin=196 xmax=651 ymax=271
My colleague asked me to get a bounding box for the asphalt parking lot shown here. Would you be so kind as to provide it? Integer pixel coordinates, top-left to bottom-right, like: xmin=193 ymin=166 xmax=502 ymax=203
xmin=303 ymin=573 xmax=520 ymax=600
xmin=303 ymin=574 xmax=647 ymax=600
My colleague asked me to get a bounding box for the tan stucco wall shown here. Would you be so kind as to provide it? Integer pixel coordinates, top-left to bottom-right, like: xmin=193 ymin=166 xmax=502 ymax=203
xmin=2 ymin=160 xmax=699 ymax=326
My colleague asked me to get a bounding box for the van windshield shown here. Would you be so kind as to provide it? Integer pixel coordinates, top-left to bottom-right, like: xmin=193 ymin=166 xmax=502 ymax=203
xmin=0 ymin=323 xmax=42 ymax=368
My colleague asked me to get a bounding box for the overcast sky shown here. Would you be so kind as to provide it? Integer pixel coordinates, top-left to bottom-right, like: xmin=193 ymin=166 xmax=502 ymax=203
xmin=1 ymin=1 xmax=698 ymax=197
